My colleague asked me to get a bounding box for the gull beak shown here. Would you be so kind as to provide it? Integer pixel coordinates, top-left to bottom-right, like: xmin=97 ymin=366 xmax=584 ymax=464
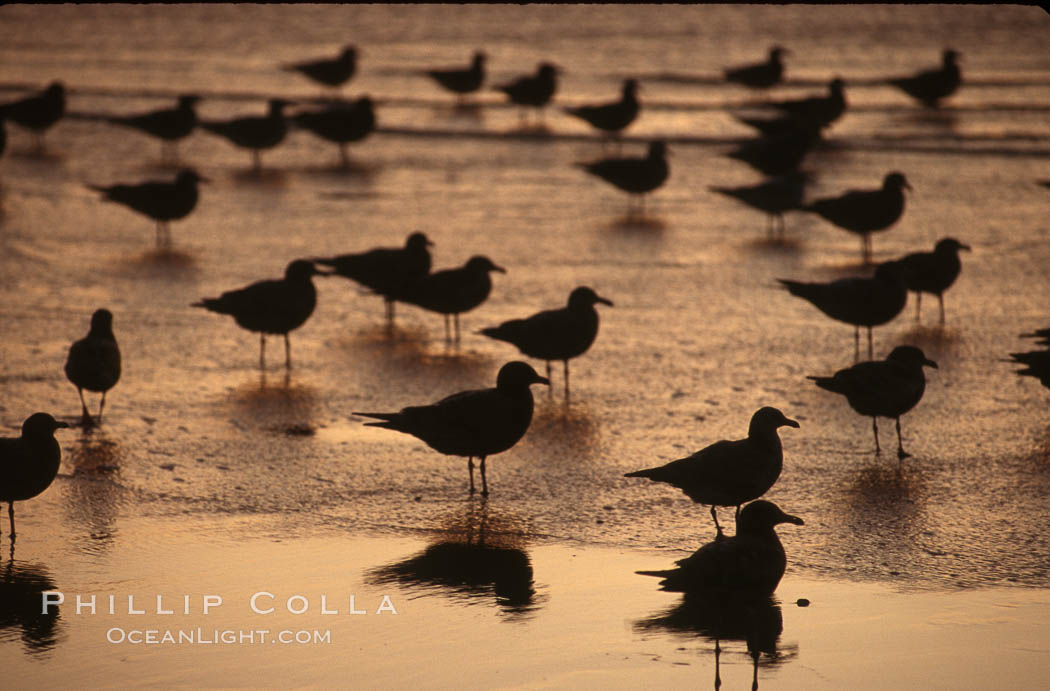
xmin=493 ymin=264 xmax=507 ymax=274
xmin=597 ymin=295 xmax=614 ymax=307
xmin=960 ymin=243 xmax=972 ymax=252
xmin=535 ymin=374 xmax=551 ymax=386
xmin=924 ymin=358 xmax=939 ymax=369
xmin=782 ymin=417 xmax=800 ymax=429
xmin=55 ymin=421 xmax=71 ymax=430
xmin=781 ymin=513 xmax=805 ymax=526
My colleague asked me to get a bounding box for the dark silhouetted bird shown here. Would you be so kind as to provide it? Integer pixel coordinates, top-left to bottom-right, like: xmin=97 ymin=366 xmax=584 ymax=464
xmin=577 ymin=140 xmax=669 ymax=215
xmin=0 ymin=82 xmax=65 ymax=153
xmin=768 ymin=77 xmax=847 ymax=131
xmin=283 ymin=45 xmax=357 ymax=91
xmin=1009 ymin=327 xmax=1050 ymax=390
xmin=638 ymin=500 xmax=804 ymax=595
xmin=87 ymin=169 xmax=207 ymax=248
xmin=200 ymin=98 xmax=292 ymax=173
xmin=564 ymin=78 xmax=640 ymax=138
xmin=808 ymin=345 xmax=937 ymax=459
xmin=192 ymin=260 xmax=319 ymax=370
xmin=64 ymin=309 xmax=121 ymax=426
xmin=292 ymin=96 xmax=376 ymax=167
xmin=105 ymin=94 xmax=200 ymax=163
xmin=801 ymin=172 xmax=911 ymax=263
xmin=481 ymin=286 xmax=613 ymax=397
xmin=885 ymin=238 xmax=970 ymax=324
xmin=312 ymin=231 xmax=433 ymax=325
xmin=778 ymin=262 xmax=908 ymax=359
xmin=495 ymin=62 xmax=559 ymax=123
xmin=724 ymin=46 xmax=789 ymax=90
xmin=889 ymin=49 xmax=961 ymax=108
xmin=427 ymin=51 xmax=486 ymax=101
xmin=0 ymin=413 xmax=70 ymax=540
xmin=396 ymin=255 xmax=505 ymax=342
xmin=356 ymin=361 xmax=550 ymax=495
xmin=726 ymin=125 xmax=819 ymax=178
xmin=710 ymin=173 xmax=806 ymax=239
xmin=625 ymin=407 xmax=799 ymax=537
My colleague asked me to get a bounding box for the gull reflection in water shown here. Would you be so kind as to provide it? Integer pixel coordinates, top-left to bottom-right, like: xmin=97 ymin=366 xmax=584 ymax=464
xmin=635 ymin=593 xmax=797 ymax=690
xmin=0 ymin=559 xmax=63 ymax=655
xmin=366 ymin=499 xmax=544 ymax=618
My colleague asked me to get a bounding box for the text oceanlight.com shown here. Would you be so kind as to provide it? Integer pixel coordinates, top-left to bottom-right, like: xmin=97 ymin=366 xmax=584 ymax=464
xmin=105 ymin=628 xmax=332 ymax=645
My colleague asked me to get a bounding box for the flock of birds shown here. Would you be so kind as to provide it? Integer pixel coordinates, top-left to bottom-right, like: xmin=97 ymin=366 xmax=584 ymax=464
xmin=2 ymin=43 xmax=1047 ymax=604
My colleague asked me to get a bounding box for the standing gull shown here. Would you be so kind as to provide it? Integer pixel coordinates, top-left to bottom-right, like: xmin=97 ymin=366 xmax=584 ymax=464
xmin=480 ymin=286 xmax=613 ymax=398
xmin=564 ymin=78 xmax=640 ymax=140
xmin=625 ymin=407 xmax=799 ymax=537
xmin=577 ymin=140 xmax=669 ymax=216
xmin=0 ymin=413 xmax=70 ymax=541
xmin=356 ymin=361 xmax=550 ymax=496
xmin=427 ymin=51 xmax=486 ymax=102
xmin=312 ymin=231 xmax=433 ymax=325
xmin=396 ymin=255 xmax=505 ymax=343
xmin=888 ymin=49 xmax=961 ymax=108
xmin=724 ymin=47 xmax=789 ymax=90
xmin=86 ymin=169 xmax=207 ymax=248
xmin=709 ymin=173 xmax=806 ymax=239
xmin=495 ymin=62 xmax=560 ymax=124
xmin=0 ymin=82 xmax=65 ymax=153
xmin=768 ymin=77 xmax=848 ymax=131
xmin=778 ymin=262 xmax=908 ymax=359
xmin=293 ymin=96 xmax=376 ymax=168
xmin=638 ymin=500 xmax=804 ymax=595
xmin=200 ymin=98 xmax=292 ymax=173
xmin=192 ymin=260 xmax=319 ymax=370
xmin=282 ymin=45 xmax=357 ymax=93
xmin=105 ymin=94 xmax=200 ymax=163
xmin=801 ymin=172 xmax=911 ymax=264
xmin=886 ymin=237 xmax=971 ymax=324
xmin=65 ymin=309 xmax=121 ymax=426
xmin=726 ymin=125 xmax=818 ymax=178
xmin=808 ymin=345 xmax=937 ymax=460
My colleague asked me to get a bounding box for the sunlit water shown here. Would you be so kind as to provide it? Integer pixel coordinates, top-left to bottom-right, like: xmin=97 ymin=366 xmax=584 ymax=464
xmin=2 ymin=4 xmax=1049 ymax=687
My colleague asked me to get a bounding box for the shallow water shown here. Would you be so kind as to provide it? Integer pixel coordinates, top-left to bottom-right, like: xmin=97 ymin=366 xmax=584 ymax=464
xmin=1 ymin=3 xmax=1050 ymax=687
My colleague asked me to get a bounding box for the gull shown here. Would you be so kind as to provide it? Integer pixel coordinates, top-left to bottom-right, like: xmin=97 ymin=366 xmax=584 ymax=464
xmin=0 ymin=82 xmax=65 ymax=153
xmin=577 ymin=140 xmax=669 ymax=216
xmin=808 ymin=345 xmax=938 ymax=459
xmin=283 ymin=45 xmax=357 ymax=93
xmin=292 ymin=96 xmax=376 ymax=168
xmin=192 ymin=260 xmax=319 ymax=370
xmin=200 ymin=98 xmax=292 ymax=173
xmin=888 ymin=49 xmax=961 ymax=108
xmin=625 ymin=407 xmax=799 ymax=537
xmin=356 ymin=361 xmax=550 ymax=495
xmin=564 ymin=78 xmax=640 ymax=140
xmin=480 ymin=286 xmax=613 ymax=398
xmin=885 ymin=237 xmax=970 ymax=324
xmin=105 ymin=94 xmax=200 ymax=163
xmin=0 ymin=413 xmax=70 ymax=541
xmin=427 ymin=51 xmax=486 ymax=102
xmin=65 ymin=309 xmax=121 ymax=426
xmin=396 ymin=256 xmax=505 ymax=342
xmin=86 ymin=169 xmax=207 ymax=248
xmin=801 ymin=172 xmax=911 ymax=264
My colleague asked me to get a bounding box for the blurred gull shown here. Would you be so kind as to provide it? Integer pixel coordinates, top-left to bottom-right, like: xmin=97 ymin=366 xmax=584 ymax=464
xmin=0 ymin=413 xmax=70 ymax=541
xmin=105 ymin=94 xmax=200 ymax=163
xmin=888 ymin=49 xmax=962 ymax=108
xmin=426 ymin=51 xmax=487 ymax=102
xmin=396 ymin=255 xmax=505 ymax=343
xmin=312 ymin=231 xmax=433 ymax=326
xmin=625 ymin=407 xmax=799 ymax=538
xmin=282 ymin=45 xmax=358 ymax=93
xmin=884 ymin=238 xmax=970 ymax=324
xmin=577 ymin=140 xmax=669 ymax=216
xmin=563 ymin=78 xmax=640 ymax=139
xmin=709 ymin=173 xmax=806 ymax=239
xmin=86 ymin=169 xmax=207 ymax=248
xmin=356 ymin=361 xmax=550 ymax=496
xmin=192 ymin=260 xmax=319 ymax=370
xmin=292 ymin=96 xmax=376 ymax=168
xmin=724 ymin=47 xmax=789 ymax=90
xmin=480 ymin=286 xmax=613 ymax=398
xmin=767 ymin=77 xmax=847 ymax=131
xmin=495 ymin=62 xmax=560 ymax=124
xmin=64 ymin=309 xmax=121 ymax=426
xmin=778 ymin=262 xmax=908 ymax=359
xmin=200 ymin=98 xmax=292 ymax=173
xmin=0 ymin=82 xmax=65 ymax=153
xmin=808 ymin=345 xmax=937 ymax=460
xmin=801 ymin=172 xmax=911 ymax=264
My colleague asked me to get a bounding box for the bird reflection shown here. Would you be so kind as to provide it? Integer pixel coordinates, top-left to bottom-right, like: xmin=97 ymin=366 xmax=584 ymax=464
xmin=0 ymin=559 xmax=63 ymax=654
xmin=64 ymin=433 xmax=125 ymax=550
xmin=228 ymin=377 xmax=318 ymax=435
xmin=526 ymin=403 xmax=601 ymax=459
xmin=366 ymin=500 xmax=542 ymax=617
xmin=634 ymin=594 xmax=795 ymax=690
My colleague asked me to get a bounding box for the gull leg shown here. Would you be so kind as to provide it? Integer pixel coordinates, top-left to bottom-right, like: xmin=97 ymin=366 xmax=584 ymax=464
xmin=443 ymin=314 xmax=451 ymax=342
xmin=938 ymin=294 xmax=946 ymax=325
xmin=915 ymin=292 xmax=922 ymax=321
xmin=480 ymin=456 xmax=488 ymax=497
xmin=98 ymin=391 xmax=107 ymax=423
xmin=710 ymin=505 xmax=724 ymax=539
xmin=339 ymin=143 xmax=349 ymax=169
xmin=77 ymin=387 xmax=91 ymax=423
xmin=872 ymin=417 xmax=881 ymax=455
xmin=853 ymin=327 xmax=860 ymax=361
xmin=468 ymin=457 xmax=476 ymax=494
xmin=284 ymin=333 xmax=292 ymax=369
xmin=454 ymin=313 xmax=461 ymax=343
xmin=896 ymin=417 xmax=911 ymax=460
xmin=260 ymin=334 xmax=266 ymax=370
xmin=867 ymin=327 xmax=874 ymax=360
xmin=563 ymin=360 xmax=570 ymax=400
xmin=8 ymin=502 xmax=15 ymax=541
xmin=546 ymin=361 xmax=553 ymax=398
xmin=714 ymin=638 xmax=723 ymax=691
xmin=252 ymin=150 xmax=262 ymax=174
